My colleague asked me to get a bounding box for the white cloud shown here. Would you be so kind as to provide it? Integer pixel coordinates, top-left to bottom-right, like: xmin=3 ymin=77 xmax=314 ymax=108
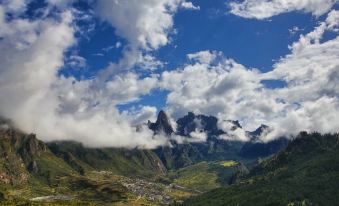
xmin=47 ymin=0 xmax=75 ymax=9
xmin=187 ymin=50 xmax=221 ymax=64
xmin=161 ymin=10 xmax=339 ymax=141
xmin=160 ymin=52 xmax=276 ymax=131
xmin=1 ymin=0 xmax=29 ymax=14
xmin=218 ymin=120 xmax=249 ymax=141
xmin=188 ymin=130 xmax=207 ymax=142
xmin=229 ymin=0 xmax=337 ymax=19
xmin=94 ymin=0 xmax=197 ymax=72
xmin=96 ymin=0 xmax=197 ymax=51
xmin=137 ymin=54 xmax=165 ymax=71
xmin=261 ymin=10 xmax=339 ymax=140
xmin=67 ymin=55 xmax=87 ymax=68
xmin=122 ymin=106 xmax=158 ymax=126
xmin=1 ymin=0 xmax=338 ymax=148
xmin=181 ymin=1 xmax=200 ymax=10
xmin=0 ymin=2 xmax=168 ymax=149
xmin=289 ymin=26 xmax=302 ymax=35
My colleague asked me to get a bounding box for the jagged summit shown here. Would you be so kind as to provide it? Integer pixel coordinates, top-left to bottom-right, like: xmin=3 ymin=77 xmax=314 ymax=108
xmin=148 ymin=111 xmax=274 ymax=142
xmin=176 ymin=112 xmax=222 ymax=136
xmin=248 ymin=124 xmax=270 ymax=141
xmin=148 ymin=110 xmax=174 ymax=135
xmin=226 ymin=120 xmax=242 ymax=131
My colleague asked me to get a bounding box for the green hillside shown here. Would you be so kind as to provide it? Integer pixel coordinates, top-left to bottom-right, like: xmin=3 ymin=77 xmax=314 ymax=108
xmin=169 ymin=160 xmax=248 ymax=192
xmin=4 ymin=120 xmax=336 ymax=205
xmin=48 ymin=141 xmax=167 ymax=178
xmin=184 ymin=132 xmax=339 ymax=206
xmin=0 ymin=125 xmax=196 ymax=205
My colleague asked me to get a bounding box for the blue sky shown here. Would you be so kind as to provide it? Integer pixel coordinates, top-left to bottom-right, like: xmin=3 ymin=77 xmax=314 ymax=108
xmin=61 ymin=0 xmax=322 ymax=111
xmin=69 ymin=1 xmax=314 ymax=72
xmin=0 ymin=0 xmax=338 ymax=147
xmin=55 ymin=0 xmax=338 ymax=121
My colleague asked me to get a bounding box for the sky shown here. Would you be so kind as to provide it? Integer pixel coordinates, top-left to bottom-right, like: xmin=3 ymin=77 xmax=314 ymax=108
xmin=0 ymin=0 xmax=338 ymax=148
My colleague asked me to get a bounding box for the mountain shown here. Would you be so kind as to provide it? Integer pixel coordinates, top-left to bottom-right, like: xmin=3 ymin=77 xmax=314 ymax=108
xmin=239 ymin=124 xmax=289 ymax=158
xmin=48 ymin=141 xmax=167 ymax=177
xmin=169 ymin=160 xmax=249 ymax=192
xmin=0 ymin=126 xmax=77 ymax=186
xmin=247 ymin=124 xmax=270 ymax=141
xmin=239 ymin=137 xmax=289 ymax=159
xmin=0 ymin=121 xmax=196 ymax=205
xmin=150 ymin=111 xmax=242 ymax=169
xmin=0 ymin=111 xmax=292 ymax=204
xmin=148 ymin=110 xmax=174 ymax=135
xmin=149 ymin=111 xmax=287 ymax=169
xmin=176 ymin=112 xmax=224 ymax=137
xmin=184 ymin=132 xmax=339 ymax=206
xmin=240 ymin=124 xmax=288 ymax=159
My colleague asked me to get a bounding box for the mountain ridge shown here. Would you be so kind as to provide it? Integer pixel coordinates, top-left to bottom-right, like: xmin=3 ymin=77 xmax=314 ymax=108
xmin=0 ymin=112 xmax=291 ymax=204
xmin=148 ymin=111 xmax=288 ymax=169
xmin=184 ymin=132 xmax=339 ymax=206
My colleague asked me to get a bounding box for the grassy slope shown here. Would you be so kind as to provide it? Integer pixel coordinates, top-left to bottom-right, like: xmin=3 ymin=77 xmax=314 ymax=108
xmin=0 ymin=128 xmax=131 ymax=205
xmin=184 ymin=133 xmax=339 ymax=206
xmin=48 ymin=142 xmax=167 ymax=178
xmin=0 ymin=130 xmax=193 ymax=205
xmin=170 ymin=160 xmax=244 ymax=192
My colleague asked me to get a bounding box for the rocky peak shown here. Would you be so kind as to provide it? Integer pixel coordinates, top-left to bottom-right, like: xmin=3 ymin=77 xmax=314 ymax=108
xmin=157 ymin=110 xmax=170 ymax=124
xmin=176 ymin=112 xmax=221 ymax=136
xmin=248 ymin=124 xmax=270 ymax=141
xmin=22 ymin=134 xmax=47 ymax=156
xmin=226 ymin=120 xmax=242 ymax=131
xmin=148 ymin=110 xmax=174 ymax=135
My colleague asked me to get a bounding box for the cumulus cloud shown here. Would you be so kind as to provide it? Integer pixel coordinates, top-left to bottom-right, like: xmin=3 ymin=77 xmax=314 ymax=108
xmin=1 ymin=0 xmax=29 ymax=14
xmin=261 ymin=9 xmax=339 ymax=140
xmin=95 ymin=0 xmax=198 ymax=73
xmin=67 ymin=55 xmax=87 ymax=69
xmin=289 ymin=26 xmax=303 ymax=35
xmin=181 ymin=1 xmax=200 ymax=10
xmin=0 ymin=1 xmax=168 ymax=149
xmin=161 ymin=10 xmax=339 ymax=142
xmin=188 ymin=130 xmax=208 ymax=142
xmin=0 ymin=0 xmax=204 ymax=148
xmin=1 ymin=0 xmax=338 ymax=148
xmin=160 ymin=51 xmax=275 ymax=131
xmin=228 ymin=0 xmax=337 ymax=19
xmin=122 ymin=106 xmax=158 ymax=126
xmin=96 ymin=0 xmax=178 ymax=51
xmin=46 ymin=0 xmax=75 ymax=9
xmin=218 ymin=120 xmax=249 ymax=141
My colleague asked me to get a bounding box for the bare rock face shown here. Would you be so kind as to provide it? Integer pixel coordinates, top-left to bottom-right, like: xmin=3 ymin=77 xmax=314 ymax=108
xmin=148 ymin=110 xmax=174 ymax=135
xmin=26 ymin=134 xmax=46 ymax=155
xmin=0 ymin=128 xmax=31 ymax=185
xmin=28 ymin=160 xmax=39 ymax=173
xmin=176 ymin=112 xmax=224 ymax=136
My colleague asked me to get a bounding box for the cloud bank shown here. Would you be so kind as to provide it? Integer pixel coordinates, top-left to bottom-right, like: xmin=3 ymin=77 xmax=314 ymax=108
xmin=160 ymin=10 xmax=339 ymax=141
xmin=229 ymin=0 xmax=337 ymax=19
xmin=0 ymin=0 xmax=187 ymax=148
xmin=0 ymin=0 xmax=338 ymax=148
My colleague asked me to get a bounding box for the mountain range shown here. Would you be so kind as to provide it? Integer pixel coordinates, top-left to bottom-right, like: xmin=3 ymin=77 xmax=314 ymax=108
xmin=1 ymin=111 xmax=335 ymax=205
xmin=184 ymin=132 xmax=339 ymax=206
xmin=149 ymin=111 xmax=288 ymax=169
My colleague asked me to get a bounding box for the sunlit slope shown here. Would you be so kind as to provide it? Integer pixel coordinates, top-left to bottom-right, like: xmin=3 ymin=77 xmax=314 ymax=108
xmin=184 ymin=133 xmax=339 ymax=206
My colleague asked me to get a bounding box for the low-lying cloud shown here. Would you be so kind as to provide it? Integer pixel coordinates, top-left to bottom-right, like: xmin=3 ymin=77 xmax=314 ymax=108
xmin=161 ymin=10 xmax=339 ymax=141
xmin=0 ymin=0 xmax=182 ymax=149
xmin=0 ymin=0 xmax=338 ymax=148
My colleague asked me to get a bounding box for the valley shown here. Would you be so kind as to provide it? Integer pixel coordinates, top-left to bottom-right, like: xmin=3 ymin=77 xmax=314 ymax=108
xmin=1 ymin=111 xmax=336 ymax=205
xmin=1 ymin=1 xmax=338 ymax=205
xmin=0 ymin=111 xmax=288 ymax=205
